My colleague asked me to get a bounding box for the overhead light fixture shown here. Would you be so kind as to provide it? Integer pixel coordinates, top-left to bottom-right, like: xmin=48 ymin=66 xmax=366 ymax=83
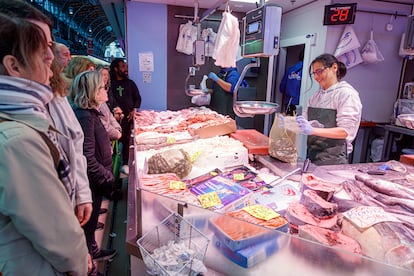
xmin=68 ymin=6 xmax=74 ymax=15
xmin=89 ymin=27 xmax=93 ymax=33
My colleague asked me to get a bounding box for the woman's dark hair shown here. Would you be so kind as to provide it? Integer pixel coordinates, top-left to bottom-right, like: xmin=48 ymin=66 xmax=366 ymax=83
xmin=0 ymin=0 xmax=52 ymax=28
xmin=309 ymin=53 xmax=347 ymax=80
xmin=0 ymin=13 xmax=48 ymax=75
xmin=109 ymin=58 xmax=126 ymax=78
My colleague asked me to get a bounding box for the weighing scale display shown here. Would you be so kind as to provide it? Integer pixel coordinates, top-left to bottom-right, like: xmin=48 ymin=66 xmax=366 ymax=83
xmin=241 ymin=5 xmax=282 ymax=57
xmin=323 ymin=3 xmax=357 ymax=25
xmin=247 ymin=21 xmax=261 ymax=35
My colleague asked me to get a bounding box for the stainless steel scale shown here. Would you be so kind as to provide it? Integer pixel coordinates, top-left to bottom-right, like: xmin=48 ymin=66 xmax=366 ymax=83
xmin=235 ymin=4 xmax=282 ymax=117
xmin=184 ymin=2 xmax=282 ymax=117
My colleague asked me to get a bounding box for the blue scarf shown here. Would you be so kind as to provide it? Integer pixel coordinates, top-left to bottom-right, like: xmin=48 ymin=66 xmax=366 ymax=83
xmin=0 ymin=76 xmax=75 ymax=201
xmin=0 ymin=76 xmax=53 ymax=119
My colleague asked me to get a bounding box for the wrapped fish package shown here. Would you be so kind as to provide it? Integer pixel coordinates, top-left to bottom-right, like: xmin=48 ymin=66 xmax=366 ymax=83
xmin=147 ymin=148 xmax=192 ymax=179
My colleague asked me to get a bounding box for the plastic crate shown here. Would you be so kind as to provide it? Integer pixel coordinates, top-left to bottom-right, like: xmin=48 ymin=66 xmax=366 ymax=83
xmin=137 ymin=212 xmax=209 ymax=275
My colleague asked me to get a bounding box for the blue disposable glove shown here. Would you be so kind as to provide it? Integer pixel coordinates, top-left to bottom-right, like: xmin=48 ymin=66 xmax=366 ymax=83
xmin=208 ymin=72 xmax=219 ymax=82
xmin=296 ymin=115 xmax=313 ymax=135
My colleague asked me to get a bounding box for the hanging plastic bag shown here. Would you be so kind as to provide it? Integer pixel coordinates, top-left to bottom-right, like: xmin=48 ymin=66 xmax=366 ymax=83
xmin=335 ymin=25 xmax=363 ymax=69
xmin=361 ymin=30 xmax=384 ymax=64
xmin=191 ymin=93 xmax=211 ymax=106
xmin=268 ymin=114 xmax=298 ymax=164
xmin=201 ymin=28 xmax=217 ymax=57
xmin=176 ymin=21 xmax=197 ymax=55
xmin=212 ymin=9 xmax=240 ymax=68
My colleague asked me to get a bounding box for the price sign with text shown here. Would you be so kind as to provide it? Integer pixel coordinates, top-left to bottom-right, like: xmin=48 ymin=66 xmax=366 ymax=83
xmin=323 ymin=3 xmax=357 ymax=25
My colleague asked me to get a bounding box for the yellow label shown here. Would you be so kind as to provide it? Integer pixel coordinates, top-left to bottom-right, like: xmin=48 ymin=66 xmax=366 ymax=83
xmin=166 ymin=137 xmax=176 ymax=144
xmin=190 ymin=151 xmax=202 ymax=163
xmin=243 ymin=205 xmax=280 ymax=221
xmin=233 ymin=173 xmax=245 ymax=181
xmin=169 ymin=180 xmax=186 ymax=190
xmin=198 ymin=192 xmax=221 ymax=208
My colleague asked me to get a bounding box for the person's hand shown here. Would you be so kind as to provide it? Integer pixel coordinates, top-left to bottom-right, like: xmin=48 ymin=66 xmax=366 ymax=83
xmin=208 ymin=72 xmax=219 ymax=82
xmin=87 ymin=254 xmax=93 ymax=274
xmin=127 ymin=109 xmax=136 ymax=121
xmin=75 ymin=202 xmax=92 ymax=226
xmin=113 ymin=106 xmax=124 ymax=121
xmin=296 ymin=115 xmax=314 ymax=135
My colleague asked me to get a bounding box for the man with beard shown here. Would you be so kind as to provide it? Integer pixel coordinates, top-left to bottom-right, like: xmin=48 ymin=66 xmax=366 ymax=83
xmin=109 ymin=58 xmax=141 ymax=175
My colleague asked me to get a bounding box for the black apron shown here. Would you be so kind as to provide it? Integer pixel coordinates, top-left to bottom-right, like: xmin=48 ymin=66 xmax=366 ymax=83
xmin=307 ymin=107 xmax=348 ymax=165
xmin=210 ymin=71 xmax=235 ymax=119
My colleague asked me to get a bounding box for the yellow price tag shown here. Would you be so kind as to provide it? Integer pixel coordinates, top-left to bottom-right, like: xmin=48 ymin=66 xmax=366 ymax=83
xmin=210 ymin=171 xmax=218 ymax=176
xmin=169 ymin=180 xmax=186 ymax=190
xmin=190 ymin=151 xmax=202 ymax=163
xmin=198 ymin=192 xmax=221 ymax=208
xmin=233 ymin=173 xmax=245 ymax=181
xmin=166 ymin=137 xmax=176 ymax=144
xmin=243 ymin=205 xmax=280 ymax=221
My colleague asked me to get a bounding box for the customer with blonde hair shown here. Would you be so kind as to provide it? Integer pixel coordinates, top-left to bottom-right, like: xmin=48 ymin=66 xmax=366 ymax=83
xmin=64 ymin=55 xmax=95 ymax=83
xmin=70 ymin=70 xmax=118 ymax=264
xmin=49 ymin=44 xmax=93 ymax=227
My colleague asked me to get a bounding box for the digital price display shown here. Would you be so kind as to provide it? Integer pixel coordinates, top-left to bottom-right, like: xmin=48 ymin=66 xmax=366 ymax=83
xmin=323 ymin=3 xmax=357 ymax=25
xmin=247 ymin=21 xmax=261 ymax=35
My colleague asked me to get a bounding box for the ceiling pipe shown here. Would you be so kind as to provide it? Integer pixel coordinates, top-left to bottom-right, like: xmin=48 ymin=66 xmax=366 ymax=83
xmin=94 ymin=26 xmax=109 ymax=41
xmin=199 ymin=0 xmax=228 ymax=23
xmin=111 ymin=2 xmax=124 ymax=38
xmin=55 ymin=0 xmax=71 ymax=34
xmin=88 ymin=21 xmax=109 ymax=36
xmin=80 ymin=16 xmax=104 ymax=38
xmin=67 ymin=3 xmax=88 ymax=39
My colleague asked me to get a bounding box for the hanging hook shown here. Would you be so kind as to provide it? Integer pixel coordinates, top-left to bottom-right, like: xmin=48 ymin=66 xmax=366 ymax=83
xmin=225 ymin=0 xmax=231 ymax=13
xmin=371 ymin=15 xmax=374 ymax=31
xmin=193 ymin=0 xmax=199 ymax=24
xmin=394 ymin=11 xmax=398 ymax=20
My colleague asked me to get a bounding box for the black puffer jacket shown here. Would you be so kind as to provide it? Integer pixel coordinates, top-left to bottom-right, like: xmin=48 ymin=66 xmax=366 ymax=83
xmin=73 ymin=107 xmax=114 ymax=194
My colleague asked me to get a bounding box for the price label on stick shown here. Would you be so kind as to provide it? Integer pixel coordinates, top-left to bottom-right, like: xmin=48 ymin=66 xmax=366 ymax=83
xmin=169 ymin=180 xmax=186 ymax=190
xmin=233 ymin=173 xmax=245 ymax=181
xmin=243 ymin=205 xmax=280 ymax=221
xmin=198 ymin=192 xmax=221 ymax=208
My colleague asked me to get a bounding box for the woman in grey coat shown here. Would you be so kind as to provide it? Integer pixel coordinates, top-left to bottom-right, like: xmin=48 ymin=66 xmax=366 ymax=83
xmin=0 ymin=14 xmax=88 ymax=276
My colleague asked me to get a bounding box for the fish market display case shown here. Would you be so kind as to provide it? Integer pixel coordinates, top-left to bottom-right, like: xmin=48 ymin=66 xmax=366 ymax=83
xmin=127 ymin=179 xmax=413 ymax=275
xmin=126 ymin=109 xmax=414 ymax=275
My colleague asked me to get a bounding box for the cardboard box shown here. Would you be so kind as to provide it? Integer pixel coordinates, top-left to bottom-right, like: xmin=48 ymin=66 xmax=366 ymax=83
xmin=188 ymin=119 xmax=237 ymax=138
xmin=189 ymin=175 xmax=254 ymax=212
xmin=212 ymin=236 xmax=278 ymax=268
xmin=209 ymin=215 xmax=278 ymax=251
xmin=254 ymin=181 xmax=301 ymax=212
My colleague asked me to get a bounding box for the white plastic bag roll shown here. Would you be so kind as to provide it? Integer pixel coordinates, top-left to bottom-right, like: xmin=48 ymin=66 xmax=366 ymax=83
xmin=212 ymin=11 xmax=240 ymax=68
xmin=176 ymin=21 xmax=197 ymax=55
